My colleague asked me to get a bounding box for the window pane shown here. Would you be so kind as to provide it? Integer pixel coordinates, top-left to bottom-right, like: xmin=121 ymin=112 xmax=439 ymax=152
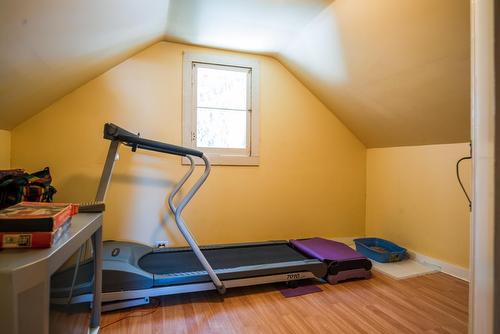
xmin=197 ymin=107 xmax=247 ymax=149
xmin=196 ymin=66 xmax=248 ymax=110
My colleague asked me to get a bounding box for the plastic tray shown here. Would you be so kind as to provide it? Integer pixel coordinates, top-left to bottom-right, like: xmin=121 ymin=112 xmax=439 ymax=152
xmin=353 ymin=237 xmax=407 ymax=263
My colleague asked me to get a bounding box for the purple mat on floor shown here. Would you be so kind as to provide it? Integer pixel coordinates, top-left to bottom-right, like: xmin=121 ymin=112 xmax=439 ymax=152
xmin=290 ymin=237 xmax=372 ymax=284
xmin=290 ymin=237 xmax=366 ymax=262
xmin=277 ymin=283 xmax=322 ymax=298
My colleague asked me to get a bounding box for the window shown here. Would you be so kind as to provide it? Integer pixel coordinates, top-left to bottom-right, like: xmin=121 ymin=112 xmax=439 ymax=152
xmin=183 ymin=53 xmax=260 ymax=165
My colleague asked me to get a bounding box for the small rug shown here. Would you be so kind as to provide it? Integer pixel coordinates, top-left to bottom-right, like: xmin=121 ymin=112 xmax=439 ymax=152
xmin=277 ymin=282 xmax=322 ymax=298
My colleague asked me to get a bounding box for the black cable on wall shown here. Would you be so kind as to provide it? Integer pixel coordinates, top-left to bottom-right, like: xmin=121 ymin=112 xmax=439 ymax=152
xmin=456 ymin=142 xmax=472 ymax=211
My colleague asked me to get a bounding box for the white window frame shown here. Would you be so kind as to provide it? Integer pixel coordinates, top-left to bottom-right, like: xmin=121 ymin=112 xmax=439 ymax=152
xmin=182 ymin=52 xmax=260 ymax=166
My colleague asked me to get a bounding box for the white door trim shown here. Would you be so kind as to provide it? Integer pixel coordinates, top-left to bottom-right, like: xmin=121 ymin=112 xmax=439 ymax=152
xmin=470 ymin=0 xmax=495 ymax=332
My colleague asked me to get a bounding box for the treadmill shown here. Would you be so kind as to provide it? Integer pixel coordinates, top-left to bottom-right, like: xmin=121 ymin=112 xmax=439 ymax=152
xmin=96 ymin=123 xmax=327 ymax=311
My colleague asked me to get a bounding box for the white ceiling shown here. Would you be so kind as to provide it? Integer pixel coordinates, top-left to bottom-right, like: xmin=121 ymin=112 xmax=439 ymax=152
xmin=164 ymin=0 xmax=333 ymax=55
xmin=0 ymin=0 xmax=470 ymax=148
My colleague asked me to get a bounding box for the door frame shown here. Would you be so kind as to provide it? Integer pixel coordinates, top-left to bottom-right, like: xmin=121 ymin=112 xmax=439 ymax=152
xmin=469 ymin=0 xmax=496 ymax=333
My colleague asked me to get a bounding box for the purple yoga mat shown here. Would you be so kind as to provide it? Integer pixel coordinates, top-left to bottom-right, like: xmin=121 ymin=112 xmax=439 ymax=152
xmin=290 ymin=237 xmax=367 ymax=262
xmin=277 ymin=283 xmax=322 ymax=298
xmin=290 ymin=237 xmax=372 ymax=285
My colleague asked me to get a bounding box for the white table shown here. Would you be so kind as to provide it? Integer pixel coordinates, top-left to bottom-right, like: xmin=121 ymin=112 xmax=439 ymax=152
xmin=0 ymin=213 xmax=103 ymax=334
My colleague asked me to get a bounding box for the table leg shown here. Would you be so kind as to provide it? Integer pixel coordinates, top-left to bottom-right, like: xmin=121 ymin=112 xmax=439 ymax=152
xmin=90 ymin=226 xmax=102 ymax=330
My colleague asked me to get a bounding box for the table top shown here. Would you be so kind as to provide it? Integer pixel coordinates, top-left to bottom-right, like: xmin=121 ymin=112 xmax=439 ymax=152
xmin=0 ymin=213 xmax=102 ymax=275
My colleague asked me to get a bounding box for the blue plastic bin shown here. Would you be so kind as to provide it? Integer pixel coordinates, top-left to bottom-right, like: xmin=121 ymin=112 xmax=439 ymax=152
xmin=353 ymin=237 xmax=407 ymax=263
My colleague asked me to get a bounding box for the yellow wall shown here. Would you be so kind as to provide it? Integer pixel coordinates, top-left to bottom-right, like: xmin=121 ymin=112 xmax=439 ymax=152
xmin=0 ymin=130 xmax=11 ymax=169
xmin=11 ymin=41 xmax=366 ymax=246
xmin=366 ymin=143 xmax=471 ymax=268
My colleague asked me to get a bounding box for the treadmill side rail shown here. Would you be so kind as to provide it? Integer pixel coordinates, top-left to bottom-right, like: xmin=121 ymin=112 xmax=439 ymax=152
xmin=152 ymin=259 xmax=327 ymax=287
xmin=101 ymin=271 xmax=317 ymax=311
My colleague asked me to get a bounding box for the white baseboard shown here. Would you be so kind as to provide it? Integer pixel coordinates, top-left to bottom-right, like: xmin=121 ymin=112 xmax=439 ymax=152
xmin=407 ymin=250 xmax=470 ymax=282
xmin=326 ymin=236 xmax=470 ymax=282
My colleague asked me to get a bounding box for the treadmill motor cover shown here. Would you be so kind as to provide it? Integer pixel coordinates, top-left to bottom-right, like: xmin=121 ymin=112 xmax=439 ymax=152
xmin=290 ymin=237 xmax=372 ymax=284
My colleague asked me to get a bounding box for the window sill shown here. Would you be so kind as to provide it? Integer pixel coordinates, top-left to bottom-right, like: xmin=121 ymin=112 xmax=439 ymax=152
xmin=182 ymin=155 xmax=260 ymax=166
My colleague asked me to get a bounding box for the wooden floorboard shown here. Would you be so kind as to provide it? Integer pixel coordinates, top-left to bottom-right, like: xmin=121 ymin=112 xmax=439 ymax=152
xmin=100 ymin=272 xmax=468 ymax=334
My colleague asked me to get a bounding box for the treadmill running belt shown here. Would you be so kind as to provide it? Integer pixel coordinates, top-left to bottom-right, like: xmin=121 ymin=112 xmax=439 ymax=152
xmin=139 ymin=243 xmax=309 ymax=275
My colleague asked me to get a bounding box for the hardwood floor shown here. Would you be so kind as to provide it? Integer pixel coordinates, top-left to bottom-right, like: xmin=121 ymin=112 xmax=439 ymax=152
xmin=100 ymin=272 xmax=468 ymax=334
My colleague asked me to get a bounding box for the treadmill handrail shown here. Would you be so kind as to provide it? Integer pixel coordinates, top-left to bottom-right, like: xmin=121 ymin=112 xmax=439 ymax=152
xmin=168 ymin=155 xmax=195 ymax=213
xmin=97 ymin=123 xmax=225 ymax=294
xmin=168 ymin=154 xmax=226 ymax=294
xmin=103 ymin=123 xmax=203 ymax=158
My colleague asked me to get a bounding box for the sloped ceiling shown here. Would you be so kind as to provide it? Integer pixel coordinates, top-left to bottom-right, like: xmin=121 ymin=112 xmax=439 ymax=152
xmin=0 ymin=0 xmax=171 ymax=129
xmin=279 ymin=0 xmax=470 ymax=147
xmin=0 ymin=0 xmax=470 ymax=148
